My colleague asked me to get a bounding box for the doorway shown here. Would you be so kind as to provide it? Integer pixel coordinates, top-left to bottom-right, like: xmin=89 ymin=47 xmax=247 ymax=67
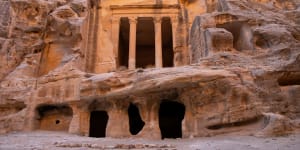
xmin=118 ymin=18 xmax=130 ymax=68
xmin=128 ymin=103 xmax=145 ymax=135
xmin=159 ymin=100 xmax=185 ymax=139
xmin=162 ymin=17 xmax=174 ymax=67
xmin=89 ymin=111 xmax=109 ymax=138
xmin=136 ymin=17 xmax=155 ymax=68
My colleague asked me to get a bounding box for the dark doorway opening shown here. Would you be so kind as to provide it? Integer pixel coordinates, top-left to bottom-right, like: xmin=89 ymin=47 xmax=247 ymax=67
xmin=159 ymin=101 xmax=185 ymax=139
xmin=89 ymin=111 xmax=109 ymax=138
xmin=162 ymin=18 xmax=174 ymax=67
xmin=118 ymin=18 xmax=130 ymax=68
xmin=136 ymin=17 xmax=155 ymax=68
xmin=128 ymin=103 xmax=145 ymax=135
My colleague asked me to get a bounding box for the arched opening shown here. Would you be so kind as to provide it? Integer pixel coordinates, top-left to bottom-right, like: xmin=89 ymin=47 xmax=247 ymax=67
xmin=89 ymin=111 xmax=109 ymax=138
xmin=128 ymin=103 xmax=145 ymax=135
xmin=159 ymin=101 xmax=185 ymax=139
xmin=36 ymin=105 xmax=73 ymax=131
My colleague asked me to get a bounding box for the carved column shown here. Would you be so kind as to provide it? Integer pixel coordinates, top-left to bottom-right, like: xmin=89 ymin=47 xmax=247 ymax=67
xmin=170 ymin=16 xmax=181 ymax=67
xmin=128 ymin=17 xmax=137 ymax=70
xmin=68 ymin=103 xmax=80 ymax=134
xmin=154 ymin=17 xmax=163 ymax=68
xmin=171 ymin=16 xmax=178 ymax=52
xmin=68 ymin=103 xmax=90 ymax=136
xmin=111 ymin=17 xmax=121 ymax=68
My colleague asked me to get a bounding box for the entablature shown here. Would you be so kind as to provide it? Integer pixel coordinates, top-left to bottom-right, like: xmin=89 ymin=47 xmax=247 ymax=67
xmin=110 ymin=4 xmax=180 ymax=17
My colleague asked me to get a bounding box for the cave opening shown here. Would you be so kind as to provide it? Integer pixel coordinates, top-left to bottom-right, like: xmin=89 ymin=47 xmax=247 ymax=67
xmin=159 ymin=100 xmax=185 ymax=139
xmin=89 ymin=111 xmax=109 ymax=138
xmin=128 ymin=103 xmax=145 ymax=135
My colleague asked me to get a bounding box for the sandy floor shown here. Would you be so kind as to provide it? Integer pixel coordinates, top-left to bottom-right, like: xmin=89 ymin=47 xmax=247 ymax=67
xmin=0 ymin=131 xmax=299 ymax=150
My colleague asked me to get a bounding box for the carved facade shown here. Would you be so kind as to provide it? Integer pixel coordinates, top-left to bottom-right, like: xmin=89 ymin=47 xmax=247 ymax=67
xmin=31 ymin=0 xmax=193 ymax=139
xmin=83 ymin=1 xmax=189 ymax=73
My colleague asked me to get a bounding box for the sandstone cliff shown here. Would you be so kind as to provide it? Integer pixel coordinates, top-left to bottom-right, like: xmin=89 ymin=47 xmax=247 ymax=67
xmin=0 ymin=0 xmax=299 ymax=139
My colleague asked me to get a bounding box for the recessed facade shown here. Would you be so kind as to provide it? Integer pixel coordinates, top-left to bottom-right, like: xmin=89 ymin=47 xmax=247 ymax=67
xmin=83 ymin=1 xmax=189 ymax=73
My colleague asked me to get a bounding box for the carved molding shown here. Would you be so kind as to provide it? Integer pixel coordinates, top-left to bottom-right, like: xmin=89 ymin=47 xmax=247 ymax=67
xmin=153 ymin=17 xmax=162 ymax=23
xmin=111 ymin=17 xmax=120 ymax=24
xmin=110 ymin=4 xmax=180 ymax=10
xmin=170 ymin=16 xmax=179 ymax=24
xmin=128 ymin=16 xmax=138 ymax=24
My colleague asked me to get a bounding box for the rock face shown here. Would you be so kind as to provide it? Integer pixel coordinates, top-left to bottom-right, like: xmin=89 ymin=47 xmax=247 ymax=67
xmin=0 ymin=0 xmax=299 ymax=139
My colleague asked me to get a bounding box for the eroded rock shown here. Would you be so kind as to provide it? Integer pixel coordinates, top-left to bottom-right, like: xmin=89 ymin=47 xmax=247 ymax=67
xmin=0 ymin=0 xmax=299 ymax=139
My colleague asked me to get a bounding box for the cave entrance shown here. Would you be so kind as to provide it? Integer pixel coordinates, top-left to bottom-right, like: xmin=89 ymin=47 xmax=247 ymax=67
xmin=128 ymin=103 xmax=145 ymax=135
xmin=89 ymin=111 xmax=109 ymax=138
xmin=159 ymin=101 xmax=185 ymax=139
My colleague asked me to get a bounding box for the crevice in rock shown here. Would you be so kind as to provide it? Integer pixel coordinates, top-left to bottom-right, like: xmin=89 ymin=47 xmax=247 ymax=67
xmin=277 ymin=72 xmax=300 ymax=86
xmin=206 ymin=116 xmax=262 ymax=130
xmin=255 ymin=34 xmax=270 ymax=49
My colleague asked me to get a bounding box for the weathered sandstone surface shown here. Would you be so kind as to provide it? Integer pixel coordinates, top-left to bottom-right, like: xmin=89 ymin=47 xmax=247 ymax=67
xmin=0 ymin=0 xmax=299 ymax=139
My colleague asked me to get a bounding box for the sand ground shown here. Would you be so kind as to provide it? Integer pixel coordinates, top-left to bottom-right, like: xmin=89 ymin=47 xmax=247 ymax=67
xmin=0 ymin=131 xmax=299 ymax=150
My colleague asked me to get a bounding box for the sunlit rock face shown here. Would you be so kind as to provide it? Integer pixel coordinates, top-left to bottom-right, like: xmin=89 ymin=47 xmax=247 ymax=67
xmin=0 ymin=0 xmax=299 ymax=139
